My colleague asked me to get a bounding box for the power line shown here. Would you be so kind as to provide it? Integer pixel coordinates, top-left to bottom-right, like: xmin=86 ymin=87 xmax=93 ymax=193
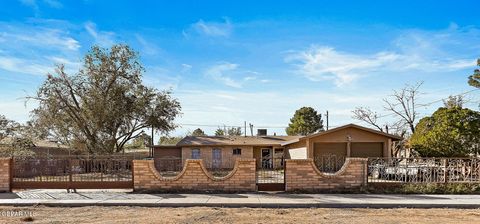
xmin=375 ymin=89 xmax=480 ymax=118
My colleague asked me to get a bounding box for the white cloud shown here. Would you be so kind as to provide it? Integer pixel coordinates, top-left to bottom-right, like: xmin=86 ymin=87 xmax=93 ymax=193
xmin=0 ymin=25 xmax=80 ymax=51
xmin=19 ymin=0 xmax=63 ymax=11
xmin=205 ymin=62 xmax=242 ymax=88
xmin=204 ymin=63 xmax=269 ymax=88
xmin=285 ymin=24 xmax=480 ymax=87
xmin=0 ymin=56 xmax=53 ymax=75
xmin=286 ymin=46 xmax=399 ymax=86
xmin=143 ymin=66 xmax=181 ymax=90
xmin=191 ymin=18 xmax=232 ymax=37
xmin=135 ymin=34 xmax=160 ymax=55
xmin=287 ymin=25 xmax=478 ymax=87
xmin=0 ymin=21 xmax=81 ymax=76
xmin=85 ymin=21 xmax=115 ymax=47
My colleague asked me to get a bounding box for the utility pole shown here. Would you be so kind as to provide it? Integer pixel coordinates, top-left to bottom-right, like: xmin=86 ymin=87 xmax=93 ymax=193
xmin=244 ymin=121 xmax=247 ymax=137
xmin=150 ymin=125 xmax=154 ymax=158
xmin=249 ymin=123 xmax=254 ymax=136
xmin=325 ymin=110 xmax=329 ymax=130
xmin=385 ymin=125 xmax=389 ymax=134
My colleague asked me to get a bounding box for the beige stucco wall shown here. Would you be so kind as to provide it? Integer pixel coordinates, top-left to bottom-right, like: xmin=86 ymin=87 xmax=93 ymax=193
xmin=182 ymin=146 xmax=254 ymax=169
xmin=305 ymin=127 xmax=392 ymax=158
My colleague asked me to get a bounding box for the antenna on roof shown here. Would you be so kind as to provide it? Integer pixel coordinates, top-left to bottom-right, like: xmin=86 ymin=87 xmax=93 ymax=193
xmin=325 ymin=110 xmax=329 ymax=131
xmin=249 ymin=123 xmax=254 ymax=136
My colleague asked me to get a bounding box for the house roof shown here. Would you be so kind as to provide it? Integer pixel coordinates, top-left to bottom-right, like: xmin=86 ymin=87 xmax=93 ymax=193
xmin=299 ymin=123 xmax=403 ymax=141
xmin=280 ymin=124 xmax=403 ymax=146
xmin=176 ymin=135 xmax=302 ymax=147
xmin=149 ymin=144 xmax=181 ymax=149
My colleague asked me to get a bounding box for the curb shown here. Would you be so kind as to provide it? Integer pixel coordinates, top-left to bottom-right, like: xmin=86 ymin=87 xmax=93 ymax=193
xmin=1 ymin=202 xmax=480 ymax=209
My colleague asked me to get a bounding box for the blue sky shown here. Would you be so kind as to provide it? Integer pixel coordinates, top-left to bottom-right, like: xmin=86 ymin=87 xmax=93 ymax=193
xmin=0 ymin=0 xmax=479 ymax=136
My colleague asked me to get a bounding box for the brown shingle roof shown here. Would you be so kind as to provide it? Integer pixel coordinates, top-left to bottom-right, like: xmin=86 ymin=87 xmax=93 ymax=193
xmin=177 ymin=135 xmax=302 ymax=147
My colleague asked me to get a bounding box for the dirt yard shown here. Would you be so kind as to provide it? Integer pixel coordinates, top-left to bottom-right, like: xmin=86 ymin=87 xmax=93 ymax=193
xmin=0 ymin=206 xmax=479 ymax=223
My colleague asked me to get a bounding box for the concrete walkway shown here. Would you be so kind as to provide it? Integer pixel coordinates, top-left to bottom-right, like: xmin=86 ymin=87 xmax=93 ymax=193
xmin=0 ymin=190 xmax=480 ymax=208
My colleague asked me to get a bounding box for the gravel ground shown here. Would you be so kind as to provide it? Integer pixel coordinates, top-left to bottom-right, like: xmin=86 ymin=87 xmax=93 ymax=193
xmin=0 ymin=206 xmax=480 ymax=224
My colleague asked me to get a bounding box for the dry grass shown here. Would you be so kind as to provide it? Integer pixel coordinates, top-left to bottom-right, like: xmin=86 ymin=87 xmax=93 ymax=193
xmin=1 ymin=206 xmax=480 ymax=224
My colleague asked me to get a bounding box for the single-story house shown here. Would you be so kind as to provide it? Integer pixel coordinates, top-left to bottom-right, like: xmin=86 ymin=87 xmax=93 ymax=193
xmin=152 ymin=124 xmax=403 ymax=169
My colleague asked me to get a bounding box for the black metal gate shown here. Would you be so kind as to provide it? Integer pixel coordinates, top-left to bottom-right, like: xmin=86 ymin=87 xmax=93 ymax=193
xmin=256 ymin=149 xmax=285 ymax=191
xmin=11 ymin=156 xmax=133 ymax=190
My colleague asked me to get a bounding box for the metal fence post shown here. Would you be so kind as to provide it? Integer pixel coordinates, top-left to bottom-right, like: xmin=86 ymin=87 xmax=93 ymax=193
xmin=443 ymin=158 xmax=447 ymax=183
xmin=68 ymin=158 xmax=73 ymax=191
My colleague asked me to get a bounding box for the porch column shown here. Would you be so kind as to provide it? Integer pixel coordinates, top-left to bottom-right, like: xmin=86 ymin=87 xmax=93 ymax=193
xmin=346 ymin=142 xmax=351 ymax=157
xmin=306 ymin=139 xmax=313 ymax=158
xmin=387 ymin=139 xmax=392 ymax=157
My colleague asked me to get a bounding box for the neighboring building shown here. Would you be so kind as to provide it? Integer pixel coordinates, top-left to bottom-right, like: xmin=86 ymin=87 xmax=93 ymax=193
xmin=151 ymin=124 xmax=403 ymax=169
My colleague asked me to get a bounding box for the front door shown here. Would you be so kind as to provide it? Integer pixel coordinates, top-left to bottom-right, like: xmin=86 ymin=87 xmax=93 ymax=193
xmin=261 ymin=149 xmax=272 ymax=169
xmin=212 ymin=148 xmax=222 ymax=169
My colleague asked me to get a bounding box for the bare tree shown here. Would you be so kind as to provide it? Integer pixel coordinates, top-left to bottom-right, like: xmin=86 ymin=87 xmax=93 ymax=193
xmin=351 ymin=107 xmax=383 ymax=131
xmin=443 ymin=95 xmax=464 ymax=108
xmin=383 ymin=82 xmax=423 ymax=134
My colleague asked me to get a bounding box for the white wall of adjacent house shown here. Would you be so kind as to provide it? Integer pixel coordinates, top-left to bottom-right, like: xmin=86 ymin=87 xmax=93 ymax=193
xmin=288 ymin=147 xmax=307 ymax=159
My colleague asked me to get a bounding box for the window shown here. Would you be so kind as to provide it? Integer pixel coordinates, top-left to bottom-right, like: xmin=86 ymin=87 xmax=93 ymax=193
xmin=191 ymin=148 xmax=200 ymax=159
xmin=232 ymin=148 xmax=242 ymax=155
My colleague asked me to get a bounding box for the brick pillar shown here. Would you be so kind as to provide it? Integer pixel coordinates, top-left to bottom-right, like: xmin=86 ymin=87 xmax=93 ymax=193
xmin=0 ymin=158 xmax=12 ymax=192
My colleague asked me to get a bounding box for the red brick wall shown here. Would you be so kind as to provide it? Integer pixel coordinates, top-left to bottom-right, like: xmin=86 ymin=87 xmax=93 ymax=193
xmin=153 ymin=147 xmax=182 ymax=158
xmin=285 ymin=158 xmax=367 ymax=192
xmin=0 ymin=158 xmax=11 ymax=192
xmin=133 ymin=158 xmax=256 ymax=192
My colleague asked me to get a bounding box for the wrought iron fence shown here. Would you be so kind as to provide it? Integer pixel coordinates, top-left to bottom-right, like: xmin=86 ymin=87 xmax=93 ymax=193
xmin=12 ymin=155 xmax=133 ymax=188
xmin=203 ymin=157 xmax=237 ymax=177
xmin=368 ymin=157 xmax=480 ymax=183
xmin=153 ymin=157 xmax=239 ymax=178
xmin=314 ymin=155 xmax=346 ymax=173
xmin=154 ymin=158 xmax=183 ymax=177
xmin=256 ymin=157 xmax=285 ymax=184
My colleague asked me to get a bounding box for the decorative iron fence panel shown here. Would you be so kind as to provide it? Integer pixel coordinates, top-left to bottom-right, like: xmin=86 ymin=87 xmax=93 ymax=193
xmin=12 ymin=156 xmax=133 ymax=189
xmin=256 ymin=157 xmax=285 ymax=184
xmin=314 ymin=155 xmax=346 ymax=173
xmin=368 ymin=157 xmax=480 ymax=184
xmin=154 ymin=158 xmax=183 ymax=177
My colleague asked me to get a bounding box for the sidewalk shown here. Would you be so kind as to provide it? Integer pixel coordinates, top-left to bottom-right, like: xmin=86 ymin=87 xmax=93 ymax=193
xmin=0 ymin=190 xmax=480 ymax=208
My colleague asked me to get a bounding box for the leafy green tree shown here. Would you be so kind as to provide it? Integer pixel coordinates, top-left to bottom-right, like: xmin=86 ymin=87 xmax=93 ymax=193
xmin=0 ymin=115 xmax=18 ymax=141
xmin=443 ymin=95 xmax=464 ymax=109
xmin=227 ymin=127 xmax=242 ymax=136
xmin=125 ymin=133 xmax=151 ymax=149
xmin=410 ymin=106 xmax=480 ymax=157
xmin=214 ymin=128 xmax=225 ymax=136
xmin=286 ymin=107 xmax=324 ymax=136
xmin=0 ymin=115 xmax=36 ymax=157
xmin=30 ymin=45 xmax=181 ymax=154
xmin=468 ymin=59 xmax=480 ymax=88
xmin=191 ymin=128 xmax=206 ymax=136
xmin=158 ymin=136 xmax=184 ymax=145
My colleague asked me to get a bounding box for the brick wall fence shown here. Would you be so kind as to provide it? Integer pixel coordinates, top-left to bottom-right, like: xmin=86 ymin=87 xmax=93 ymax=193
xmin=285 ymin=158 xmax=368 ymax=192
xmin=0 ymin=158 xmax=11 ymax=192
xmin=133 ymin=158 xmax=256 ymax=192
